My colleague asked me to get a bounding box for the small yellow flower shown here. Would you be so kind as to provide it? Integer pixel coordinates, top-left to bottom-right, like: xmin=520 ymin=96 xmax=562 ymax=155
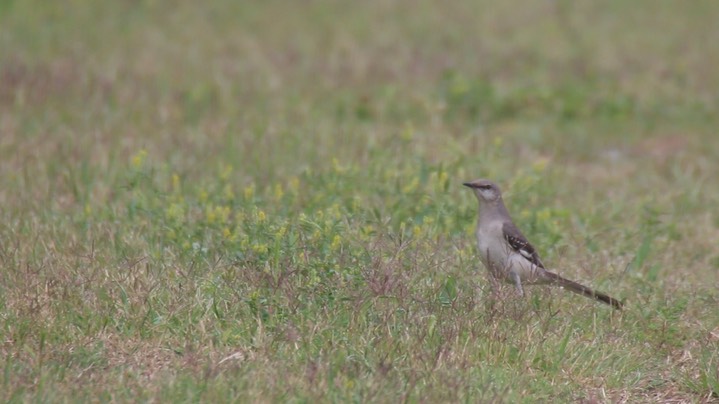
xmin=223 ymin=184 xmax=234 ymax=201
xmin=328 ymin=203 xmax=341 ymax=219
xmin=273 ymin=183 xmax=284 ymax=201
xmin=206 ymin=205 xmax=231 ymax=224
xmin=172 ymin=173 xmax=181 ymax=193
xmin=84 ymin=203 xmax=92 ymax=216
xmin=532 ymin=157 xmax=549 ymax=173
xmin=206 ymin=205 xmax=217 ymax=224
xmin=219 ymin=164 xmax=233 ymax=181
xmin=222 ymin=227 xmax=232 ymax=239
xmin=362 ymin=225 xmax=375 ymax=236
xmin=276 ymin=224 xmax=287 ymax=239
xmin=438 ymin=171 xmax=449 ymax=189
xmin=166 ymin=203 xmax=185 ymax=222
xmin=131 ymin=149 xmax=147 ymax=169
xmin=331 ymin=158 xmax=346 ymax=173
xmin=537 ymin=208 xmax=551 ymax=222
xmin=331 ymin=234 xmax=342 ymax=250
xmin=199 ymin=188 xmax=208 ymax=203
xmin=493 ymin=136 xmax=503 ymax=148
xmin=252 ymin=243 xmax=268 ymax=254
xmin=402 ymin=177 xmax=419 ymax=194
xmin=257 ymin=210 xmax=266 ymax=223
xmin=243 ymin=184 xmax=255 ymax=200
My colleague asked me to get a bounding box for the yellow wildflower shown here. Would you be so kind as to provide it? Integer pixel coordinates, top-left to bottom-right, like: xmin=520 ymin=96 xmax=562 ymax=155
xmin=131 ymin=149 xmax=147 ymax=168
xmin=331 ymin=234 xmax=342 ymax=250
xmin=257 ymin=210 xmax=266 ymax=223
xmin=223 ymin=184 xmax=234 ymax=201
xmin=252 ymin=243 xmax=268 ymax=255
xmin=220 ymin=164 xmax=233 ymax=181
xmin=243 ymin=184 xmax=255 ymax=200
xmin=532 ymin=157 xmax=549 ymax=173
xmin=273 ymin=183 xmax=284 ymax=201
xmin=206 ymin=205 xmax=217 ymax=224
xmin=537 ymin=208 xmax=551 ymax=222
xmin=332 ymin=158 xmax=346 ymax=173
xmin=172 ymin=173 xmax=181 ymax=193
xmin=362 ymin=225 xmax=375 ymax=236
xmin=199 ymin=188 xmax=208 ymax=203
xmin=328 ymin=203 xmax=341 ymax=219
xmin=438 ymin=171 xmax=449 ymax=190
xmin=166 ymin=202 xmax=185 ymax=222
xmin=276 ymin=224 xmax=287 ymax=239
xmin=402 ymin=177 xmax=419 ymax=194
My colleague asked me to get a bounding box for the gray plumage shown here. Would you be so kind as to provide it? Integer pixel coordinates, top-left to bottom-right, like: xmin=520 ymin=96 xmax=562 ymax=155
xmin=463 ymin=179 xmax=622 ymax=310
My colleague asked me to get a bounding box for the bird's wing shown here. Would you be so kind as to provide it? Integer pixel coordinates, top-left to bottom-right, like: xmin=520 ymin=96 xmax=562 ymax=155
xmin=502 ymin=222 xmax=545 ymax=268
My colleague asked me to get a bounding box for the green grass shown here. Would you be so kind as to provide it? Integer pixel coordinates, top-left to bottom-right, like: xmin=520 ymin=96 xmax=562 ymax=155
xmin=2 ymin=0 xmax=719 ymax=402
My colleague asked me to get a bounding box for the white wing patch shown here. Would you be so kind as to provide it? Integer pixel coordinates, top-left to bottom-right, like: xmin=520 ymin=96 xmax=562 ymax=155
xmin=518 ymin=248 xmax=533 ymax=260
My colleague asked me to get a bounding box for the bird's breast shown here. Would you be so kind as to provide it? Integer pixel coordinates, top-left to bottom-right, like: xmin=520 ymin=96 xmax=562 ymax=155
xmin=475 ymin=221 xmax=507 ymax=270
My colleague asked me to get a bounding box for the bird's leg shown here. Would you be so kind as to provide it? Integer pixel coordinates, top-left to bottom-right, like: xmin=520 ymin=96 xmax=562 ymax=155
xmin=502 ymin=253 xmax=525 ymax=296
xmin=484 ymin=247 xmax=500 ymax=293
xmin=510 ymin=270 xmax=524 ymax=296
xmin=483 ymin=248 xmax=509 ymax=308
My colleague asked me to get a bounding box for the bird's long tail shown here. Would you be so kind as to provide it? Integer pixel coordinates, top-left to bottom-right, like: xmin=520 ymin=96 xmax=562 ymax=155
xmin=544 ymin=271 xmax=623 ymax=310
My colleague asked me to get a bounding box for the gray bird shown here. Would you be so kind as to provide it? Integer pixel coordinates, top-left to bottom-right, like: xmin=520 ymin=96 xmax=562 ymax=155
xmin=463 ymin=179 xmax=623 ymax=309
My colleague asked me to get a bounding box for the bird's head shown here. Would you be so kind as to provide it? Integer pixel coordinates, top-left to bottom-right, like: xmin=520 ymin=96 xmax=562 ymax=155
xmin=462 ymin=179 xmax=502 ymax=203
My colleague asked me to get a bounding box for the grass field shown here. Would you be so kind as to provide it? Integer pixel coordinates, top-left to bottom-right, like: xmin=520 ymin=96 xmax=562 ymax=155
xmin=2 ymin=1 xmax=719 ymax=402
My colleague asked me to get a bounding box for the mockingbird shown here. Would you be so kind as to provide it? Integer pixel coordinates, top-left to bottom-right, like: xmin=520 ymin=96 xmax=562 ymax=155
xmin=463 ymin=179 xmax=623 ymax=310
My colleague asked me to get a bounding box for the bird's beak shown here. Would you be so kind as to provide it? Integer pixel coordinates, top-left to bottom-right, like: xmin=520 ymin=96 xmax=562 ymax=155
xmin=462 ymin=182 xmax=473 ymax=188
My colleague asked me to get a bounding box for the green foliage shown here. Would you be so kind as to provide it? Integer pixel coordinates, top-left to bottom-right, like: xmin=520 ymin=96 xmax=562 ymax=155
xmin=1 ymin=0 xmax=719 ymax=402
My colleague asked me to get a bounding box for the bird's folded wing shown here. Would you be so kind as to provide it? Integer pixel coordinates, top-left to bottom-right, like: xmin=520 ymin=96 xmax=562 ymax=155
xmin=503 ymin=222 xmax=545 ymax=268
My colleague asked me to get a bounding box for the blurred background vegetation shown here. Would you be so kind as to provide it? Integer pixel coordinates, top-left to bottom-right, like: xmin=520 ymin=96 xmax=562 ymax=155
xmin=1 ymin=1 xmax=718 ymax=401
